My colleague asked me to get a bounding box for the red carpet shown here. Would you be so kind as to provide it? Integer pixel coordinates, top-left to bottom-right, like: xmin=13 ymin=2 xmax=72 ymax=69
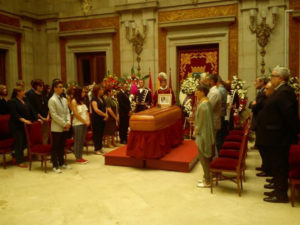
xmin=104 ymin=145 xmax=144 ymax=168
xmin=104 ymin=140 xmax=198 ymax=172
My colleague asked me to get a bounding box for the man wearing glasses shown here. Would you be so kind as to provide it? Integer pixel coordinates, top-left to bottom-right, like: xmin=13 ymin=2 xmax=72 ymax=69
xmin=258 ymin=66 xmax=299 ymax=203
xmin=48 ymin=80 xmax=71 ymax=173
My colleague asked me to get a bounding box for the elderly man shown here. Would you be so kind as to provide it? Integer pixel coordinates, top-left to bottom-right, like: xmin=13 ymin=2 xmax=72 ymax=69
xmin=258 ymin=66 xmax=299 ymax=203
xmin=204 ymin=74 xmax=222 ymax=156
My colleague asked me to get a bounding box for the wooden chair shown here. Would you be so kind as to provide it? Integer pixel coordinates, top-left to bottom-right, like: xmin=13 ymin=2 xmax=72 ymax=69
xmin=209 ymin=124 xmax=249 ymax=196
xmin=24 ymin=122 xmax=52 ymax=173
xmin=84 ymin=113 xmax=94 ymax=154
xmin=64 ymin=138 xmax=74 ymax=160
xmin=84 ymin=127 xmax=93 ymax=155
xmin=289 ymin=144 xmax=300 ymax=207
xmin=0 ymin=115 xmax=14 ymax=169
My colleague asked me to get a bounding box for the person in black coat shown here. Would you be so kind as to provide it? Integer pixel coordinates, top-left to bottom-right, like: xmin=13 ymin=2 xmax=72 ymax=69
xmin=91 ymin=84 xmax=108 ymax=155
xmin=248 ymin=76 xmax=268 ymax=175
xmin=0 ymin=84 xmax=9 ymax=115
xmin=8 ymin=86 xmax=40 ymax=168
xmin=255 ymin=82 xmax=275 ymax=178
xmin=256 ymin=66 xmax=299 ymax=203
xmin=249 ymin=76 xmax=268 ymax=130
xmin=117 ymin=82 xmax=131 ymax=144
xmin=26 ymin=79 xmax=50 ymax=144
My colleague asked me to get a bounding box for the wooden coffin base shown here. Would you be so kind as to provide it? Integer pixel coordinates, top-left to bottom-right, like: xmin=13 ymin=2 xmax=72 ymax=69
xmin=104 ymin=140 xmax=198 ymax=173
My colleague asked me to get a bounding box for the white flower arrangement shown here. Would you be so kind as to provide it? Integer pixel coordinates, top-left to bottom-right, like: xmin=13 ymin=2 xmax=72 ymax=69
xmin=288 ymin=76 xmax=299 ymax=95
xmin=183 ymin=98 xmax=193 ymax=117
xmin=231 ymin=76 xmax=248 ymax=100
xmin=180 ymin=77 xmax=198 ymax=95
xmin=129 ymin=94 xmax=136 ymax=112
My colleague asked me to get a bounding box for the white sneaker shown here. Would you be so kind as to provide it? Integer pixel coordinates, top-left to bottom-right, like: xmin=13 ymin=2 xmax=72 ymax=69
xmin=197 ymin=182 xmax=211 ymax=188
xmin=61 ymin=164 xmax=72 ymax=170
xmin=53 ymin=168 xmax=62 ymax=173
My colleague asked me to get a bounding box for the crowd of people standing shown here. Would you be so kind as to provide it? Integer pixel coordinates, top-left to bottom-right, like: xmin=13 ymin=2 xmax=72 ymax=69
xmin=193 ymin=66 xmax=299 ymax=204
xmin=0 ymin=78 xmax=132 ymax=173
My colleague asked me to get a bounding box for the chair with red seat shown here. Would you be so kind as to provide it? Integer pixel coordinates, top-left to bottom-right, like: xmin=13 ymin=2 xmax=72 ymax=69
xmin=64 ymin=138 xmax=74 ymax=160
xmin=221 ymin=141 xmax=242 ymax=150
xmin=209 ymin=125 xmax=249 ymax=196
xmin=219 ymin=149 xmax=240 ymax=159
xmin=84 ymin=116 xmax=93 ymax=155
xmin=289 ymin=144 xmax=300 ymax=207
xmin=224 ymin=134 xmax=244 ymax=142
xmin=0 ymin=115 xmax=15 ymax=169
xmin=24 ymin=122 xmax=52 ymax=173
xmin=227 ymin=116 xmax=250 ymax=137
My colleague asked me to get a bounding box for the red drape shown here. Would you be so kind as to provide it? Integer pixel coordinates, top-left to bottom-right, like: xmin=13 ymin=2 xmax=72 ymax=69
xmin=126 ymin=119 xmax=184 ymax=159
xmin=178 ymin=45 xmax=219 ymax=83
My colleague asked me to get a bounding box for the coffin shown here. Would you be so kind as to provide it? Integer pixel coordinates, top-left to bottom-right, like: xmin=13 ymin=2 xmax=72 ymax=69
xmin=129 ymin=106 xmax=182 ymax=131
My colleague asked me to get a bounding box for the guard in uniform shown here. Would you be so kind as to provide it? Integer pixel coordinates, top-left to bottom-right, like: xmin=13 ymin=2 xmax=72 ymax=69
xmin=135 ymin=79 xmax=152 ymax=112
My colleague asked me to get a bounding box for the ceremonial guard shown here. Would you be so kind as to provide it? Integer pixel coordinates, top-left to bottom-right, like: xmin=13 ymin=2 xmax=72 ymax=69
xmin=135 ymin=79 xmax=152 ymax=112
xmin=153 ymin=72 xmax=175 ymax=106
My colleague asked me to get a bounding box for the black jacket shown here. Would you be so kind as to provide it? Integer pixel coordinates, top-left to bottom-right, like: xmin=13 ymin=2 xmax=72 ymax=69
xmin=0 ymin=98 xmax=9 ymax=115
xmin=249 ymin=87 xmax=266 ymax=130
xmin=8 ymin=98 xmax=38 ymax=131
xmin=27 ymin=91 xmax=49 ymax=118
xmin=117 ymin=90 xmax=131 ymax=118
xmin=256 ymin=84 xmax=299 ymax=148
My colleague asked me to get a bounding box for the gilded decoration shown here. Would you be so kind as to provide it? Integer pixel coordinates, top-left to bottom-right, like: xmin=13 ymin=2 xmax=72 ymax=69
xmin=178 ymin=49 xmax=219 ymax=83
xmin=59 ymin=17 xmax=118 ymax=32
xmin=249 ymin=8 xmax=277 ymax=75
xmin=191 ymin=66 xmax=206 ymax=73
xmin=158 ymin=4 xmax=238 ymax=80
xmin=159 ymin=4 xmax=237 ymax=23
xmin=125 ymin=21 xmax=148 ymax=74
xmin=0 ymin=13 xmax=20 ymax=27
xmin=80 ymin=0 xmax=92 ymax=16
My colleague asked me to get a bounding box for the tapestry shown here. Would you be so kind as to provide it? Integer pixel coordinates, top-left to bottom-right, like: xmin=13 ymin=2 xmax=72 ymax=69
xmin=178 ymin=45 xmax=219 ymax=83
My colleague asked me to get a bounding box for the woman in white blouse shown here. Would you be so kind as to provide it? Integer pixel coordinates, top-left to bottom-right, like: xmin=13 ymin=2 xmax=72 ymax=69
xmin=71 ymin=86 xmax=90 ymax=164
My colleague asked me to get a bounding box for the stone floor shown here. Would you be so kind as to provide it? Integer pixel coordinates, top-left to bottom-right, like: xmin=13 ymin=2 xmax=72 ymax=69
xmin=0 ymin=145 xmax=299 ymax=225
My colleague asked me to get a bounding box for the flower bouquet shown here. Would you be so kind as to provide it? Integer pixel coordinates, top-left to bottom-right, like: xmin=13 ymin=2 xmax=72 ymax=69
xmin=103 ymin=74 xmax=120 ymax=90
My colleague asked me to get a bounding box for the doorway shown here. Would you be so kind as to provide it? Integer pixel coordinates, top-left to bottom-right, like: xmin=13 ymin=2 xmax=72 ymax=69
xmin=76 ymin=52 xmax=106 ymax=86
xmin=0 ymin=49 xmax=6 ymax=84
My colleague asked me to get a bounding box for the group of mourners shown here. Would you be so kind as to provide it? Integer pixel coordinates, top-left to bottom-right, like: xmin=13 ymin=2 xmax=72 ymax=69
xmin=0 ymin=72 xmax=177 ymax=173
xmin=193 ymin=66 xmax=299 ymax=204
xmin=1 ymin=66 xmax=297 ymax=202
xmin=249 ymin=66 xmax=299 ymax=203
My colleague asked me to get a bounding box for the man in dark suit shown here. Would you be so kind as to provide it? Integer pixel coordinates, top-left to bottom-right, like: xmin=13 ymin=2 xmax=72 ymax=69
xmin=117 ymin=82 xmax=131 ymax=144
xmin=258 ymin=66 xmax=299 ymax=203
xmin=249 ymin=76 xmax=268 ymax=176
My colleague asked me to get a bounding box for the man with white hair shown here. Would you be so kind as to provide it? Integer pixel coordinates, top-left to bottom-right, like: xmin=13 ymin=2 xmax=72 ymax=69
xmin=258 ymin=66 xmax=299 ymax=203
xmin=153 ymin=72 xmax=175 ymax=106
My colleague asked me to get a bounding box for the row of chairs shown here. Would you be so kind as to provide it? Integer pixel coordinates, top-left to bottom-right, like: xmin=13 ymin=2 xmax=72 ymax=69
xmin=209 ymin=117 xmax=250 ymax=196
xmin=289 ymin=144 xmax=300 ymax=207
xmin=209 ymin=115 xmax=300 ymax=206
xmin=0 ymin=115 xmax=95 ymax=172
